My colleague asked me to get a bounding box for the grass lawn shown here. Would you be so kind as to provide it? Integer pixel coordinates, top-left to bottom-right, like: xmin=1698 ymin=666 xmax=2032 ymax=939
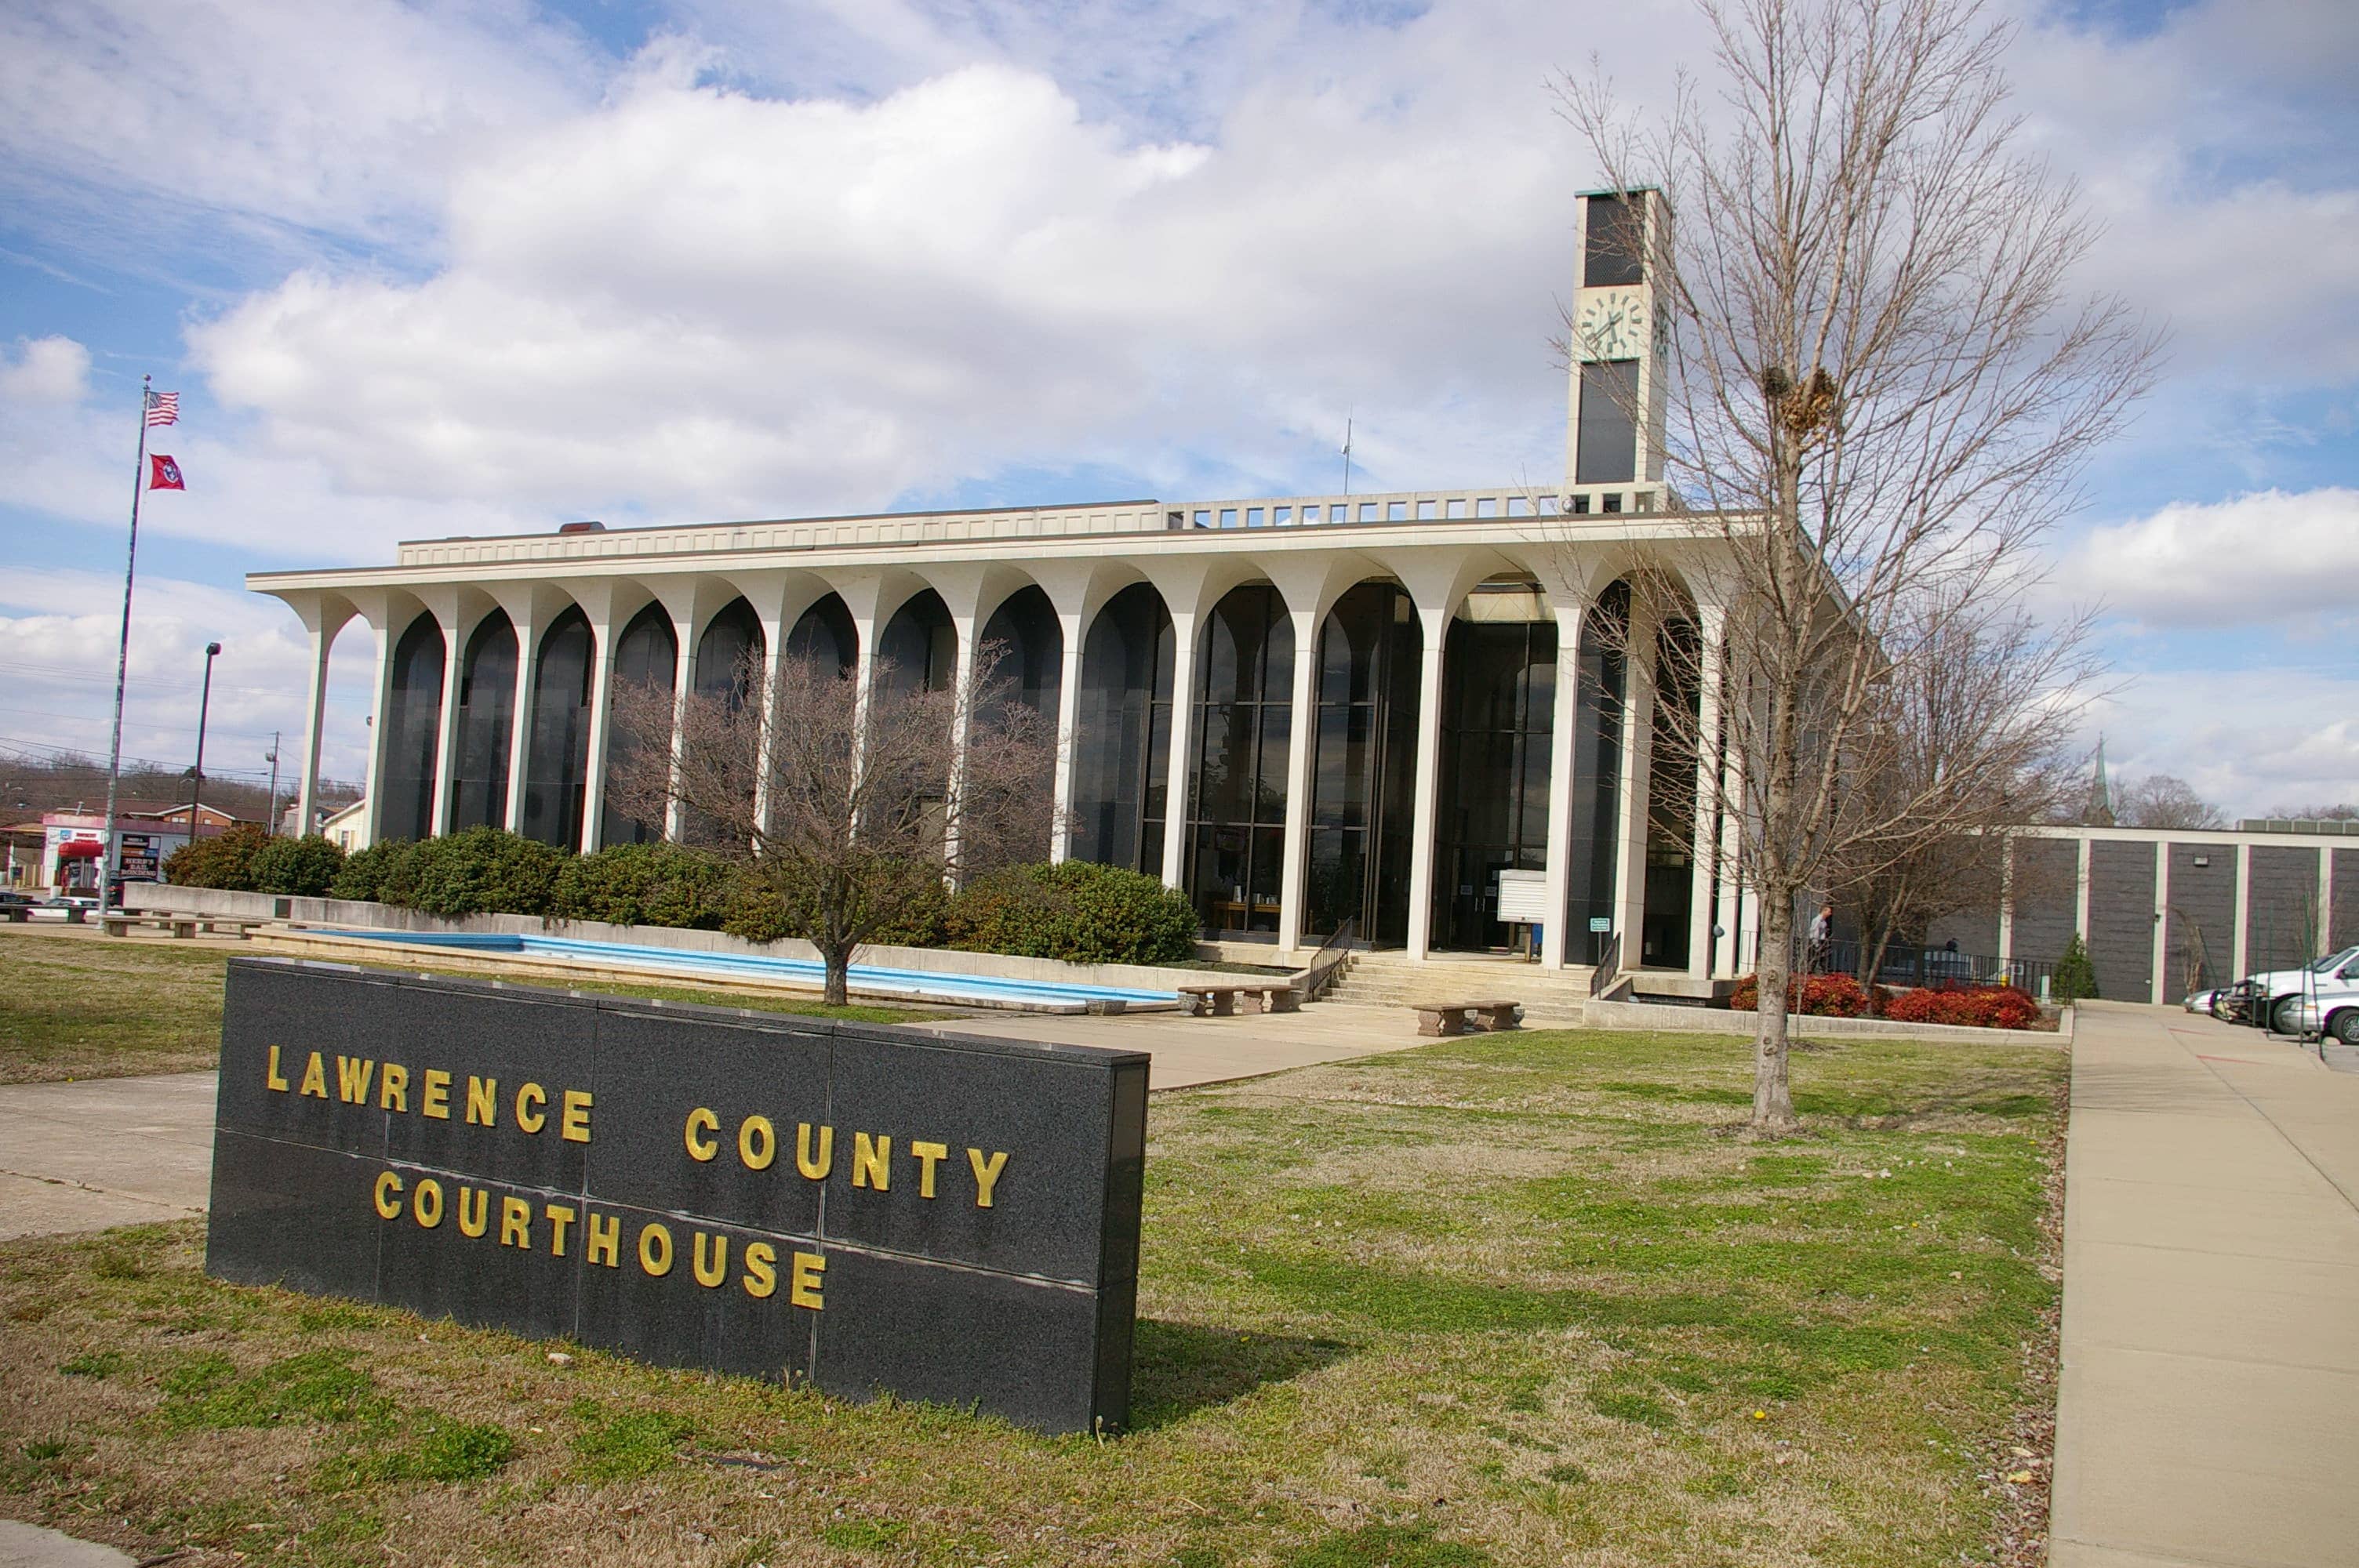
xmin=0 ymin=1025 xmax=2064 ymax=1566
xmin=0 ymin=930 xmax=947 ymax=1085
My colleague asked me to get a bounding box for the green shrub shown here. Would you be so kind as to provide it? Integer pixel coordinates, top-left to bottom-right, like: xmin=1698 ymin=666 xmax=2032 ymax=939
xmin=329 ymin=840 xmax=415 ymax=902
xmin=248 ymin=833 xmax=346 ymax=896
xmin=162 ymin=822 xmax=268 ymax=890
xmin=551 ymin=843 xmax=732 ymax=930
xmin=2054 ymin=933 xmax=2099 ymax=1003
xmin=718 ymin=863 xmax=950 ymax=948
xmin=398 ymin=827 xmax=566 ymax=919
xmin=944 ymin=861 xmax=1199 ymax=966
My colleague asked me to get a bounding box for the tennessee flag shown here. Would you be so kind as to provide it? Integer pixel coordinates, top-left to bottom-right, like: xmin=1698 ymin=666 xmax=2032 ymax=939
xmin=148 ymin=454 xmax=185 ymax=491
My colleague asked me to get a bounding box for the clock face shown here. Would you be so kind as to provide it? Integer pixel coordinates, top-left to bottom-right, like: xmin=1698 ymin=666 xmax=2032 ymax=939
xmin=1577 ymin=289 xmax=1646 ymax=361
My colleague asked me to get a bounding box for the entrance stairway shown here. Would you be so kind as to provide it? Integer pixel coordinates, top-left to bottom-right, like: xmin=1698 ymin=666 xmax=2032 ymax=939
xmin=1321 ymin=950 xmax=1595 ymax=1026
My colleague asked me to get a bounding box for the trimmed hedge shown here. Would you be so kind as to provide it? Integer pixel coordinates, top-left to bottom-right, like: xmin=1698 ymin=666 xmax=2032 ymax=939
xmin=162 ymin=823 xmax=268 ymax=891
xmin=943 ymin=861 xmax=1199 ymax=966
xmin=249 ymin=833 xmax=347 ymax=897
xmin=1877 ymin=984 xmax=2041 ymax=1029
xmin=303 ymin=828 xmax=1202 ymax=968
xmin=1727 ymin=971 xmax=1872 ymax=1017
xmin=551 ymin=844 xmax=732 ymax=931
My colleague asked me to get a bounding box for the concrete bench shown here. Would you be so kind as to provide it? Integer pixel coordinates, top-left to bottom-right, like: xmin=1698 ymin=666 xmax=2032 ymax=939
xmin=1177 ymin=982 xmax=1302 ymax=1018
xmin=7 ymin=904 xmax=87 ymax=924
xmin=102 ymin=914 xmax=201 ymax=939
xmin=1412 ymin=1000 xmax=1524 ymax=1036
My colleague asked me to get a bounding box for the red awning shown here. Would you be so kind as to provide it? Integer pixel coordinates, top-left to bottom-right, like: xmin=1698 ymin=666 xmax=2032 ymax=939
xmin=55 ymin=840 xmax=104 ymax=859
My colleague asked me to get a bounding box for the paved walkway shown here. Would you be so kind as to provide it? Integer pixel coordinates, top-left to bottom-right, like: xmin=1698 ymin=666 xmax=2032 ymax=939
xmin=2052 ymin=1002 xmax=2359 ymax=1568
xmin=0 ymin=1002 xmax=1431 ymax=1240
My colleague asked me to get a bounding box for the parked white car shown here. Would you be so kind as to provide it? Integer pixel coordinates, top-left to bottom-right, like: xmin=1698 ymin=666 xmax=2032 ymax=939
xmin=2281 ymin=979 xmax=2359 ymax=1045
xmin=2244 ymin=946 xmax=2359 ymax=1036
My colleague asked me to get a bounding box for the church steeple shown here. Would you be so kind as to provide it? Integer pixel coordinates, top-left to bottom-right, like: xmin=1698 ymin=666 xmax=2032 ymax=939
xmin=2084 ymin=736 xmax=2115 ymax=827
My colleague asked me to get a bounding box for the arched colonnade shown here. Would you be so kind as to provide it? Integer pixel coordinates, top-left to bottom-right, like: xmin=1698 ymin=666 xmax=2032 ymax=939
xmin=277 ymin=549 xmax=1742 ymax=975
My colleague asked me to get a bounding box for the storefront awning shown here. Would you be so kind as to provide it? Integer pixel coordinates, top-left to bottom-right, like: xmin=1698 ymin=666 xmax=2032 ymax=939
xmin=55 ymin=840 xmax=104 ymax=859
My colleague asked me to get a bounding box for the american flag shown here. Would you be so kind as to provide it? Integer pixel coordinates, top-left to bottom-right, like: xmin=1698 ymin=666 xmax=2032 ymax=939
xmin=144 ymin=389 xmax=179 ymax=427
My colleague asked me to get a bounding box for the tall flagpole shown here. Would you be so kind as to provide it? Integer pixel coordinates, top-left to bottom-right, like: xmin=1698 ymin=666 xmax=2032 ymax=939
xmin=99 ymin=376 xmax=150 ymax=917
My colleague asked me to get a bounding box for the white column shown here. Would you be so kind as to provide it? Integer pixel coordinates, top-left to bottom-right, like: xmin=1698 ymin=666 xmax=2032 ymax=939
xmin=1713 ymin=690 xmax=1748 ymax=978
xmin=943 ymin=612 xmax=984 ymax=880
xmin=1997 ymin=838 xmax=2016 ymax=968
xmin=1158 ymin=608 xmax=1202 ymax=892
xmin=1403 ymin=606 xmax=1448 ymax=960
xmin=666 ymin=616 xmax=696 ymax=842
xmin=1686 ymin=606 xmax=1726 ymax=981
xmin=362 ymin=621 xmax=396 ymax=843
xmin=2231 ymin=843 xmax=2251 ymax=979
xmin=502 ymin=617 xmax=539 ymax=833
xmin=2151 ymin=844 xmax=2170 ymax=1004
xmin=1049 ymin=610 xmax=1085 ymax=863
xmin=1275 ymin=606 xmax=1321 ymax=954
xmin=296 ymin=615 xmax=334 ymax=836
xmin=1539 ymin=604 xmax=1584 ymax=968
xmin=428 ymin=619 xmax=464 ymax=837
xmin=1611 ymin=597 xmax=1659 ymax=962
xmin=577 ymin=613 xmax=615 ymax=853
xmin=2074 ymin=834 xmax=2093 ymax=939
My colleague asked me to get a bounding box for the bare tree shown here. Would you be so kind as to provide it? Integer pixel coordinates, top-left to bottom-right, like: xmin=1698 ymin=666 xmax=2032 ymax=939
xmin=2264 ymin=801 xmax=2357 ymax=823
xmin=607 ymin=644 xmax=1057 ymax=1006
xmin=2115 ymin=773 xmax=2226 ymax=830
xmin=1555 ymin=0 xmax=2158 ymax=1129
xmin=1832 ymin=601 xmax=2087 ymax=989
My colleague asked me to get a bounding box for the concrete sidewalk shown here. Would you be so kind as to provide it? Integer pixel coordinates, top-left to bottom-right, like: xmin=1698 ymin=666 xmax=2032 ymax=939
xmin=2052 ymin=1002 xmax=2359 ymax=1568
xmin=0 ymin=1073 xmax=216 ymax=1241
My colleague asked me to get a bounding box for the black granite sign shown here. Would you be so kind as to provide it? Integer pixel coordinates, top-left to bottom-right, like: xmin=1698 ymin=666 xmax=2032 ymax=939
xmin=205 ymin=957 xmax=1149 ymax=1434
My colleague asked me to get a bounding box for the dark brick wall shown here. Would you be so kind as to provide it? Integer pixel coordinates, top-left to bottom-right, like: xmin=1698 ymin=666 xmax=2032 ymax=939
xmin=1926 ymin=903 xmax=1999 ymax=959
xmin=2164 ymin=842 xmax=2237 ymax=995
xmin=2245 ymin=845 xmax=2324 ymax=972
xmin=2088 ymin=840 xmax=2157 ymax=1003
xmin=2335 ymin=848 xmax=2359 ymax=952
xmin=2011 ymin=837 xmax=2080 ymax=970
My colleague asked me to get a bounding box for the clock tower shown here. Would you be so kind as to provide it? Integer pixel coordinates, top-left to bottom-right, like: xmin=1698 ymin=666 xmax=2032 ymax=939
xmin=1564 ymin=189 xmax=1667 ymax=510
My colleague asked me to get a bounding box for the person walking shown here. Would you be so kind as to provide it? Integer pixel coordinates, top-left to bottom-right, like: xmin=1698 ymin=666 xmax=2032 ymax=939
xmin=1806 ymin=903 xmax=1834 ymax=975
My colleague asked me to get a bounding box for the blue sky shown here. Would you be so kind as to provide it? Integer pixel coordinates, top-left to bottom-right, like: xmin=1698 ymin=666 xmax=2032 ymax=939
xmin=1 ymin=0 xmax=2353 ymax=811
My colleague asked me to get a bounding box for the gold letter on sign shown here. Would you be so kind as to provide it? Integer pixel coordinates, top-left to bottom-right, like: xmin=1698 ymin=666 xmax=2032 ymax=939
xmin=466 ymin=1076 xmax=498 ymax=1127
xmin=684 ymin=1107 xmax=719 ymax=1163
xmin=852 ymin=1132 xmax=891 ymax=1191
xmin=789 ymin=1250 xmax=825 ymax=1310
xmin=968 ymin=1148 xmax=1009 ymax=1208
xmin=561 ymin=1090 xmax=593 ymax=1143
xmin=336 ymin=1056 xmax=374 ymax=1104
xmin=514 ymin=1082 xmax=547 ymax=1133
xmin=423 ymin=1069 xmax=452 ymax=1120
xmin=544 ymin=1203 xmax=576 ymax=1257
xmin=380 ymin=1062 xmax=409 ymax=1112
xmin=299 ymin=1051 xmax=328 ymax=1098
xmin=500 ymin=1196 xmax=531 ymax=1248
xmin=456 ymin=1185 xmax=489 ymax=1238
xmin=412 ymin=1178 xmax=444 ymax=1229
xmin=739 ymin=1115 xmax=776 ymax=1171
xmin=911 ymin=1140 xmax=948 ymax=1200
xmin=692 ymin=1232 xmax=729 ymax=1287
xmin=743 ymin=1242 xmax=777 ymax=1299
xmin=638 ymin=1222 xmax=674 ymax=1276
xmin=373 ymin=1171 xmax=404 ymax=1218
xmin=795 ymin=1123 xmax=833 ymax=1179
xmin=265 ymin=1044 xmax=289 ymax=1092
xmin=585 ymin=1212 xmax=620 ymax=1268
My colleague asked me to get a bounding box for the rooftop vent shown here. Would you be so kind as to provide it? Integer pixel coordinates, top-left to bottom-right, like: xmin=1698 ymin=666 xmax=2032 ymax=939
xmin=557 ymin=520 xmax=606 ymax=535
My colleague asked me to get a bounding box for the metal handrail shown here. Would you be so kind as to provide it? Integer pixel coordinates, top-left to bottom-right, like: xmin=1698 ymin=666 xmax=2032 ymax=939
xmin=1297 ymin=916 xmax=1359 ymax=1003
xmin=1588 ymin=931 xmax=1623 ymax=999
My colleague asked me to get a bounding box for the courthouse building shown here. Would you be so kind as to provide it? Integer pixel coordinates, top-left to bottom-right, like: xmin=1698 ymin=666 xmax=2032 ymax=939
xmin=251 ymin=193 xmax=1762 ymax=985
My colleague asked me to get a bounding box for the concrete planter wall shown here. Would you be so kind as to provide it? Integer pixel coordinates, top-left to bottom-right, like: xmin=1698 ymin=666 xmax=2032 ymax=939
xmin=123 ymin=883 xmax=1230 ymax=993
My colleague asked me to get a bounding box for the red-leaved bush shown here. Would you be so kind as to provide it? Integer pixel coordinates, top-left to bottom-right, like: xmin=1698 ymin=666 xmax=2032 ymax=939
xmin=1726 ymin=972 xmax=1871 ymax=1017
xmin=1876 ymin=984 xmax=2041 ymax=1029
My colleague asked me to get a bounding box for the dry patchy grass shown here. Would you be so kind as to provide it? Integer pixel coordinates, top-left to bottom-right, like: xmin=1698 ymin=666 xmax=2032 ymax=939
xmin=0 ymin=1027 xmax=2064 ymax=1566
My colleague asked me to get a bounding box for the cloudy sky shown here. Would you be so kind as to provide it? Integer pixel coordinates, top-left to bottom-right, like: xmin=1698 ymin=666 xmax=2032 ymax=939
xmin=1 ymin=0 xmax=2354 ymax=815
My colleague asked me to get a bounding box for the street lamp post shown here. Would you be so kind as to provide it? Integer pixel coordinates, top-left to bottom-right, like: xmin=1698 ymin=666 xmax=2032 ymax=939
xmin=188 ymin=641 xmax=222 ymax=851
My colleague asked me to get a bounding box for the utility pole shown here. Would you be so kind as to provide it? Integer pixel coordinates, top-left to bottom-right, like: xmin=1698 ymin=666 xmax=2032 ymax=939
xmin=265 ymin=732 xmax=282 ymax=836
xmin=189 ymin=641 xmax=222 ymax=844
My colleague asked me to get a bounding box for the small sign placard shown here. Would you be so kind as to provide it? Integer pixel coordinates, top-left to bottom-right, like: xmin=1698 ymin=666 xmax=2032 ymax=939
xmin=205 ymin=959 xmax=1147 ymax=1434
xmin=1589 ymin=916 xmax=1614 ymax=933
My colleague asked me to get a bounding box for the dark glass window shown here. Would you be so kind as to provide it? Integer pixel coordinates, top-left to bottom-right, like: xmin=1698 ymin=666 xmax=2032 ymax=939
xmin=1641 ymin=616 xmax=1702 ymax=968
xmin=1433 ymin=601 xmax=1556 ymax=952
xmin=1576 ymin=360 xmax=1640 ymax=485
xmin=1583 ymin=191 xmax=1645 ymax=287
xmin=878 ymin=590 xmax=955 ymax=698
xmin=787 ymin=594 xmax=856 ymax=677
xmin=601 ymin=603 xmax=677 ymax=848
xmin=1184 ymin=584 xmax=1293 ymax=935
xmin=448 ymin=610 xmax=518 ymax=831
xmin=520 ymin=607 xmax=593 ymax=848
xmin=380 ymin=613 xmax=445 ymax=844
xmin=979 ymin=585 xmax=1061 ymax=724
xmin=1306 ymin=581 xmax=1421 ymax=946
xmin=695 ymin=597 xmax=765 ymax=709
xmin=1072 ymin=586 xmax=1174 ymax=873
xmin=1563 ymin=580 xmax=1630 ymax=963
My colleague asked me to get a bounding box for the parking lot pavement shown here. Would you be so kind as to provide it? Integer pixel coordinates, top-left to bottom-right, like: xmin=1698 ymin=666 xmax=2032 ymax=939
xmin=0 ymin=1073 xmax=216 ymax=1241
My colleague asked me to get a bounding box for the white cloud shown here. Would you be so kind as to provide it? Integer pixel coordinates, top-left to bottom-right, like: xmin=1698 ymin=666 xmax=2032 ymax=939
xmin=0 ymin=570 xmax=376 ymax=787
xmin=0 ymin=335 xmax=90 ymax=403
xmin=2081 ymin=663 xmax=2359 ymax=819
xmin=2066 ymin=487 xmax=2359 ymax=630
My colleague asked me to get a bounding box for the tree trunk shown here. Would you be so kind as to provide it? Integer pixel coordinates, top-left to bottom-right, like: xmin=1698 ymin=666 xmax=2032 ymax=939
xmin=1862 ymin=925 xmax=1897 ymax=1014
xmin=820 ymin=941 xmax=852 ymax=1007
xmin=1753 ymin=890 xmax=1800 ymax=1132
